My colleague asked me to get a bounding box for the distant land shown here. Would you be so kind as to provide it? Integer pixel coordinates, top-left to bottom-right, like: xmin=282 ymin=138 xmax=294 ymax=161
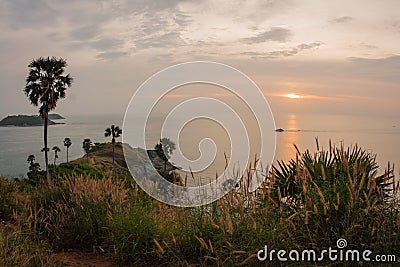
xmin=0 ymin=114 xmax=64 ymax=127
xmin=48 ymin=113 xmax=65 ymax=120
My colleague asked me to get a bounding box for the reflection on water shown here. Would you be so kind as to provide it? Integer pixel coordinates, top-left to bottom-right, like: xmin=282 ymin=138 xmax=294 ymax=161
xmin=0 ymin=113 xmax=399 ymax=182
xmin=277 ymin=114 xmax=299 ymax=162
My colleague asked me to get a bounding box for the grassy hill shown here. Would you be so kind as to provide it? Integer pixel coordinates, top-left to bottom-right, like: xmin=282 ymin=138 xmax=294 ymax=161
xmin=56 ymin=142 xmax=176 ymax=180
xmin=55 ymin=142 xmax=130 ymax=179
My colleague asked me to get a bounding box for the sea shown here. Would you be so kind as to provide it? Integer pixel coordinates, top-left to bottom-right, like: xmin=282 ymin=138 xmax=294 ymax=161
xmin=0 ymin=113 xmax=399 ymax=183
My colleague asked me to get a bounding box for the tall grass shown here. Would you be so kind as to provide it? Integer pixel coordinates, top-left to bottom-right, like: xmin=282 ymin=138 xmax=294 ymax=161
xmin=0 ymin=178 xmax=19 ymax=222
xmin=0 ymin=143 xmax=399 ymax=266
xmin=0 ymin=228 xmax=60 ymax=267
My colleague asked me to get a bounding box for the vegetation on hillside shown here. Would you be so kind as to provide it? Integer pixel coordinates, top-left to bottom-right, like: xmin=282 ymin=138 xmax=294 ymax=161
xmin=1 ymin=143 xmax=399 ymax=266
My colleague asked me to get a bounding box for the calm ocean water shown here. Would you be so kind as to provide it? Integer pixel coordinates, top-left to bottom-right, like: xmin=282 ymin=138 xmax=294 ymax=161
xmin=0 ymin=113 xmax=399 ymax=180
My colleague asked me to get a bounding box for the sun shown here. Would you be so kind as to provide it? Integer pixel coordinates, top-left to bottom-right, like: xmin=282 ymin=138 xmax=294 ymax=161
xmin=282 ymin=93 xmax=302 ymax=99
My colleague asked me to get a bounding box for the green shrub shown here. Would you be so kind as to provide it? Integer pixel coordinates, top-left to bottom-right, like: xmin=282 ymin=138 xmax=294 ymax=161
xmin=269 ymin=142 xmax=399 ymax=255
xmin=109 ymin=202 xmax=159 ymax=265
xmin=55 ymin=162 xmax=105 ymax=178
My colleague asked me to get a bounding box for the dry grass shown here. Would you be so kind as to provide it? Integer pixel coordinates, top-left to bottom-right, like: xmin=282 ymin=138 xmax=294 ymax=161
xmin=1 ymin=143 xmax=399 ymax=266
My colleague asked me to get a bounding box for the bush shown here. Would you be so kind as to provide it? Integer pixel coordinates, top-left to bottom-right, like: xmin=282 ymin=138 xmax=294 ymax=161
xmin=109 ymin=202 xmax=159 ymax=265
xmin=27 ymin=175 xmax=128 ymax=250
xmin=0 ymin=229 xmax=60 ymax=267
xmin=54 ymin=162 xmax=105 ymax=178
xmin=0 ymin=178 xmax=18 ymax=221
xmin=268 ymin=142 xmax=399 ymax=254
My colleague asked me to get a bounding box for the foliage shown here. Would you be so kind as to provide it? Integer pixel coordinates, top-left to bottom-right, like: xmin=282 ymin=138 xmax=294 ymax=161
xmin=63 ymin=137 xmax=72 ymax=163
xmin=0 ymin=178 xmax=18 ymax=221
xmin=1 ymin=143 xmax=399 ymax=266
xmin=55 ymin=162 xmax=105 ymax=178
xmin=82 ymin=138 xmax=92 ymax=162
xmin=26 ymin=155 xmax=45 ymax=185
xmin=155 ymin=137 xmax=176 ymax=172
xmin=0 ymin=229 xmax=60 ymax=267
xmin=24 ymin=56 xmax=73 ymax=174
xmin=105 ymin=125 xmax=122 ymax=176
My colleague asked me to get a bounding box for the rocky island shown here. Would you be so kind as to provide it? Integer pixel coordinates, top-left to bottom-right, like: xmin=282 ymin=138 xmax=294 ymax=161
xmin=0 ymin=114 xmax=64 ymax=127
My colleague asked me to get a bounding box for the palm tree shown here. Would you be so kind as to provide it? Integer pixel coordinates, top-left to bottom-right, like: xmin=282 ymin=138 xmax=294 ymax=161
xmin=104 ymin=125 xmax=122 ymax=175
xmin=82 ymin=138 xmax=92 ymax=163
xmin=155 ymin=137 xmax=176 ymax=172
xmin=24 ymin=57 xmax=73 ymax=177
xmin=52 ymin=146 xmax=60 ymax=165
xmin=52 ymin=146 xmax=60 ymax=175
xmin=63 ymin=137 xmax=72 ymax=163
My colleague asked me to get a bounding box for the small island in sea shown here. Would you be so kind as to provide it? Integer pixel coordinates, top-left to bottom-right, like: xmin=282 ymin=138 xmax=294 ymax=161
xmin=48 ymin=113 xmax=65 ymax=120
xmin=0 ymin=114 xmax=64 ymax=127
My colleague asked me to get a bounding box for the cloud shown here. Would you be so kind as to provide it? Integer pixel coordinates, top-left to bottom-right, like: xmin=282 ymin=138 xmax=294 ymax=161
xmin=102 ymin=0 xmax=189 ymax=16
xmin=137 ymin=32 xmax=185 ymax=49
xmin=132 ymin=11 xmax=189 ymax=50
xmin=240 ymin=42 xmax=322 ymax=59
xmin=96 ymin=51 xmax=127 ymax=60
xmin=0 ymin=0 xmax=58 ymax=29
xmin=242 ymin=27 xmax=292 ymax=44
xmin=331 ymin=16 xmax=353 ymax=24
xmin=91 ymin=38 xmax=124 ymax=50
xmin=70 ymin=25 xmax=101 ymax=41
xmin=275 ymin=93 xmax=344 ymax=102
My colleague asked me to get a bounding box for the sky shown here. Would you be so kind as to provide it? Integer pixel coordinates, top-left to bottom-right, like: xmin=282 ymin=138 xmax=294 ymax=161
xmin=0 ymin=0 xmax=399 ymax=120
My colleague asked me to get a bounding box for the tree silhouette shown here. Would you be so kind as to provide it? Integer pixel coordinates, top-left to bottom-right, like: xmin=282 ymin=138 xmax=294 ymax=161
xmin=27 ymin=154 xmax=41 ymax=172
xmin=155 ymin=137 xmax=176 ymax=172
xmin=82 ymin=138 xmax=92 ymax=163
xmin=52 ymin=146 xmax=60 ymax=175
xmin=52 ymin=146 xmax=60 ymax=165
xmin=27 ymin=154 xmax=35 ymax=166
xmin=41 ymin=147 xmax=50 ymax=154
xmin=24 ymin=57 xmax=73 ymax=177
xmin=63 ymin=137 xmax=72 ymax=163
xmin=27 ymin=154 xmax=41 ymax=183
xmin=104 ymin=125 xmax=122 ymax=176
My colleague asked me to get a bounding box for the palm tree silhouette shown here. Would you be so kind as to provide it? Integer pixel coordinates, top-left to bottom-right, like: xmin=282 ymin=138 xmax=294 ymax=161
xmin=63 ymin=137 xmax=72 ymax=163
xmin=104 ymin=125 xmax=122 ymax=176
xmin=41 ymin=147 xmax=50 ymax=154
xmin=24 ymin=57 xmax=73 ymax=177
xmin=52 ymin=146 xmax=60 ymax=165
xmin=82 ymin=138 xmax=92 ymax=163
xmin=155 ymin=137 xmax=176 ymax=172
xmin=52 ymin=146 xmax=60 ymax=175
xmin=27 ymin=154 xmax=40 ymax=173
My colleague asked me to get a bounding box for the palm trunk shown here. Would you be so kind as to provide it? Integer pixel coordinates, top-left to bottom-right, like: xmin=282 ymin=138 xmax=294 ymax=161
xmin=112 ymin=140 xmax=115 ymax=177
xmin=54 ymin=156 xmax=57 ymax=175
xmin=44 ymin=113 xmax=49 ymax=177
xmin=66 ymin=148 xmax=69 ymax=163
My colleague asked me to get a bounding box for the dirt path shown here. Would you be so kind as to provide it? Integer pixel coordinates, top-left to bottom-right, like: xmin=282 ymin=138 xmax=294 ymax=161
xmin=53 ymin=250 xmax=115 ymax=267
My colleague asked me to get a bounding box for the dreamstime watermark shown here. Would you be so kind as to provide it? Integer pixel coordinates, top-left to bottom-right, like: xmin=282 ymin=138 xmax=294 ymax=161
xmin=122 ymin=61 xmax=276 ymax=207
xmin=257 ymin=238 xmax=397 ymax=263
